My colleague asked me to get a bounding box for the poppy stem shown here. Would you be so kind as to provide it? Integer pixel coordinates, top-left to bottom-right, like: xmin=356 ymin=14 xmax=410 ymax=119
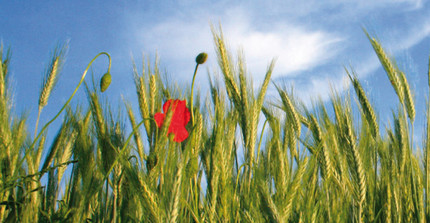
xmin=190 ymin=63 xmax=199 ymax=126
xmin=17 ymin=52 xmax=111 ymax=180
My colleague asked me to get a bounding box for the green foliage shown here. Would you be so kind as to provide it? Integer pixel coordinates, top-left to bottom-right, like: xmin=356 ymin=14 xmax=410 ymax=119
xmin=0 ymin=27 xmax=429 ymax=222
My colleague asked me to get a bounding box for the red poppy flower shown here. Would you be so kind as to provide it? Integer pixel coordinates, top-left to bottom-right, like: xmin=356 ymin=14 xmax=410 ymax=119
xmin=154 ymin=99 xmax=190 ymax=142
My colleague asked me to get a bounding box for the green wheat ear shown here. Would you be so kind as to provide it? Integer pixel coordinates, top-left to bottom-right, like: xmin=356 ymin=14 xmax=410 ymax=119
xmin=38 ymin=44 xmax=67 ymax=108
xmin=34 ymin=43 xmax=68 ymax=138
xmin=100 ymin=72 xmax=112 ymax=92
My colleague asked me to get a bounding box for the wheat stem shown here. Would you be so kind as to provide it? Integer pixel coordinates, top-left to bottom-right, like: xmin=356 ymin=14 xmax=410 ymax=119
xmin=16 ymin=52 xmax=111 ymax=181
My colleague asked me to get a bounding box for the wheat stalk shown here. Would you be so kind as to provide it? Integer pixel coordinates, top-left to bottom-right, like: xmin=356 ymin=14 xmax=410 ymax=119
xmin=398 ymin=71 xmax=415 ymax=122
xmin=276 ymin=85 xmax=301 ymax=135
xmin=256 ymin=60 xmax=275 ymax=110
xmin=3 ymin=25 xmax=430 ymax=222
xmin=283 ymin=157 xmax=308 ymax=221
xmin=149 ymin=74 xmax=157 ymax=116
xmin=167 ymin=161 xmax=183 ymax=223
xmin=125 ymin=102 xmax=146 ymax=164
xmin=212 ymin=25 xmax=241 ymax=107
xmin=134 ymin=70 xmax=151 ymax=135
xmin=259 ymin=181 xmax=283 ymax=223
xmin=35 ymin=44 xmax=67 ymax=138
xmin=346 ymin=69 xmax=379 ymax=138
xmin=365 ymin=31 xmax=404 ymax=103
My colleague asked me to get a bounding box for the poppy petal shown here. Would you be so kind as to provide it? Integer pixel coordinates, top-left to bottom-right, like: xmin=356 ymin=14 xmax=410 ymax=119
xmin=173 ymin=126 xmax=189 ymax=142
xmin=163 ymin=99 xmax=174 ymax=113
xmin=154 ymin=113 xmax=165 ymax=128
xmin=183 ymin=106 xmax=190 ymax=125
xmin=155 ymin=99 xmax=191 ymax=142
xmin=172 ymin=100 xmax=190 ymax=126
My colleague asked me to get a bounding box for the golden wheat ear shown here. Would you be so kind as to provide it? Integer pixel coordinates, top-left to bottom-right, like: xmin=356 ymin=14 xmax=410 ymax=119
xmin=345 ymin=67 xmax=379 ymax=138
xmin=34 ymin=43 xmax=68 ymax=138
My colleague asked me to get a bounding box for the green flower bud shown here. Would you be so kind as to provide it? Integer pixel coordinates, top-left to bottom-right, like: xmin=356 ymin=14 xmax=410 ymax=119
xmin=195 ymin=52 xmax=208 ymax=64
xmin=100 ymin=72 xmax=111 ymax=92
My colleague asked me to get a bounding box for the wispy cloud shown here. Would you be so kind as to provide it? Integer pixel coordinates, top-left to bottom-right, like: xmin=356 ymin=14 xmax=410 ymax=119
xmin=129 ymin=6 xmax=343 ymax=82
xmin=223 ymin=23 xmax=343 ymax=79
xmin=122 ymin=0 xmax=430 ymax=105
xmin=291 ymin=1 xmax=429 ymax=103
xmin=386 ymin=21 xmax=430 ymax=51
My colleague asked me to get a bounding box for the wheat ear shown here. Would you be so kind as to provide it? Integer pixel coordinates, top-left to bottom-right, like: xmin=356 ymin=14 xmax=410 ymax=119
xmin=346 ymin=68 xmax=379 ymax=137
xmin=365 ymin=31 xmax=404 ymax=103
xmin=35 ymin=44 xmax=67 ymax=138
xmin=398 ymin=71 xmax=415 ymax=122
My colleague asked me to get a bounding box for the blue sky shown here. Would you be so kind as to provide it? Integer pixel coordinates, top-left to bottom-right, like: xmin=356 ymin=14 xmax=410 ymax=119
xmin=1 ymin=0 xmax=430 ymax=143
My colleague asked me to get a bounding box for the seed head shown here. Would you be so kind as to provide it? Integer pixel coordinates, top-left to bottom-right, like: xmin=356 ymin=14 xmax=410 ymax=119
xmin=100 ymin=72 xmax=111 ymax=92
xmin=39 ymin=57 xmax=60 ymax=108
xmin=195 ymin=52 xmax=208 ymax=64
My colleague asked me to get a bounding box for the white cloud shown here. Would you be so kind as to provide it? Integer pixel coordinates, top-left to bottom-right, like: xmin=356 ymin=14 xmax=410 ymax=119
xmin=392 ymin=22 xmax=430 ymax=50
xmin=124 ymin=0 xmax=429 ymax=106
xmin=256 ymin=0 xmax=425 ymax=20
xmin=289 ymin=70 xmax=350 ymax=106
xmin=226 ymin=25 xmax=343 ymax=79
xmin=132 ymin=7 xmax=343 ymax=82
xmin=294 ymin=16 xmax=430 ymax=106
xmin=351 ymin=0 xmax=424 ymax=10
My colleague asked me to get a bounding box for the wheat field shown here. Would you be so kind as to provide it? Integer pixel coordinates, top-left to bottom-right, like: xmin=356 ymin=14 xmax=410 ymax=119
xmin=0 ymin=27 xmax=429 ymax=222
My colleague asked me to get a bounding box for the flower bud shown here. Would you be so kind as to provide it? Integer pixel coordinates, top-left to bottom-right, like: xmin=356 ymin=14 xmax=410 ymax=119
xmin=100 ymin=72 xmax=111 ymax=92
xmin=195 ymin=52 xmax=208 ymax=64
